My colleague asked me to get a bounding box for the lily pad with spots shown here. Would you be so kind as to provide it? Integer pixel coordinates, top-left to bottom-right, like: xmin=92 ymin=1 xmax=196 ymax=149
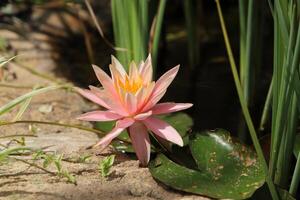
xmin=149 ymin=129 xmax=265 ymax=199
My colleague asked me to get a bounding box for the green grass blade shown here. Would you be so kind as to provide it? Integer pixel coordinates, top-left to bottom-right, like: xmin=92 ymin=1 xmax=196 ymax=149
xmin=238 ymin=0 xmax=247 ymax=82
xmin=0 ymin=55 xmax=17 ymax=68
xmin=290 ymin=152 xmax=300 ymax=196
xmin=270 ymin=5 xmax=300 ymax=182
xmin=111 ymin=0 xmax=148 ymax=69
xmin=151 ymin=0 xmax=167 ymax=73
xmin=184 ymin=0 xmax=200 ymax=69
xmin=0 ymin=85 xmax=62 ymax=116
xmin=13 ymin=95 xmax=32 ymax=122
xmin=259 ymin=78 xmax=273 ymax=132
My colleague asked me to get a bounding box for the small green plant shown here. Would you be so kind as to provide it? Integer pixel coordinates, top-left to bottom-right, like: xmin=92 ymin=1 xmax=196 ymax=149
xmin=33 ymin=151 xmax=77 ymax=184
xmin=77 ymin=154 xmax=91 ymax=163
xmin=98 ymin=155 xmax=115 ymax=178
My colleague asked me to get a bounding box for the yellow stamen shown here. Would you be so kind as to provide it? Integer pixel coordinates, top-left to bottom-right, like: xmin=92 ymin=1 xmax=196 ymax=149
xmin=118 ymin=75 xmax=143 ymax=94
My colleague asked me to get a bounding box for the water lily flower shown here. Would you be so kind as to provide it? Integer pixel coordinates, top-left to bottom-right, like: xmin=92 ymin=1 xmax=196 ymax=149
xmin=76 ymin=55 xmax=192 ymax=166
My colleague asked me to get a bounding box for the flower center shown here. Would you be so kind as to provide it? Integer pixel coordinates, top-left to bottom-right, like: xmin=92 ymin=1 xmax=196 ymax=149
xmin=118 ymin=75 xmax=143 ymax=94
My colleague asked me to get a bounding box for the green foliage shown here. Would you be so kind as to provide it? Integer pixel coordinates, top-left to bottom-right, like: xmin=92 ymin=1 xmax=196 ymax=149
xmin=149 ymin=129 xmax=265 ymax=199
xmin=183 ymin=0 xmax=200 ymax=70
xmin=218 ymin=0 xmax=300 ymax=197
xmin=111 ymin=0 xmax=149 ymax=69
xmin=151 ymin=0 xmax=166 ymax=71
xmin=269 ymin=0 xmax=300 ymax=190
xmin=77 ymin=154 xmax=91 ymax=163
xmin=111 ymin=0 xmax=166 ymax=72
xmin=293 ymin=134 xmax=300 ymax=158
xmin=238 ymin=0 xmax=264 ymax=142
xmin=32 ymin=150 xmax=76 ymax=184
xmin=98 ymin=155 xmax=115 ymax=178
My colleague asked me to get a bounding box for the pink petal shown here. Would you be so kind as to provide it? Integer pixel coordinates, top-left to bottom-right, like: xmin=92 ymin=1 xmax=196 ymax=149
xmin=109 ymin=64 xmax=124 ymax=83
xmin=111 ymin=55 xmax=127 ymax=77
xmin=125 ymin=93 xmax=137 ymax=114
xmin=151 ymin=103 xmax=193 ymax=115
xmin=94 ymin=118 xmax=135 ymax=149
xmin=75 ymin=87 xmax=109 ymax=109
xmin=89 ymin=86 xmax=128 ymax=116
xmin=141 ymin=65 xmax=179 ymax=111
xmin=92 ymin=64 xmax=118 ymax=96
xmin=143 ymin=117 xmax=183 ymax=147
xmin=139 ymin=54 xmax=152 ymax=84
xmin=129 ymin=122 xmax=151 ymax=166
xmin=129 ymin=61 xmax=139 ymax=79
xmin=153 ymin=65 xmax=179 ymax=95
xmin=77 ymin=110 xmax=122 ymax=121
xmin=141 ymin=89 xmax=167 ymax=112
xmin=136 ymin=82 xmax=155 ymax=110
xmin=134 ymin=110 xmax=152 ymax=120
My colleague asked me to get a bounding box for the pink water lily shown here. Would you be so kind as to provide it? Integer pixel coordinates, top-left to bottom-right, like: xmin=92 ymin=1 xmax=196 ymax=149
xmin=76 ymin=55 xmax=192 ymax=166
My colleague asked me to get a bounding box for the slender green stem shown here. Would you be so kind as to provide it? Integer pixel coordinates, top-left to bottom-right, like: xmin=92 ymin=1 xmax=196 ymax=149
xmin=0 ymin=83 xmax=34 ymax=89
xmin=151 ymin=0 xmax=167 ymax=73
xmin=259 ymin=78 xmax=273 ymax=132
xmin=0 ymin=120 xmax=103 ymax=134
xmin=215 ymin=1 xmax=279 ymax=199
xmin=0 ymin=120 xmax=131 ymax=144
xmin=238 ymin=0 xmax=247 ymax=83
xmin=184 ymin=0 xmax=199 ymax=70
xmin=13 ymin=157 xmax=56 ymax=175
xmin=290 ymin=152 xmax=300 ymax=196
xmin=243 ymin=0 xmax=255 ymax=104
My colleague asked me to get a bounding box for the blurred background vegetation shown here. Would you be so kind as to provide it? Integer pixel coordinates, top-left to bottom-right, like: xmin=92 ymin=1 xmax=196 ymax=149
xmin=0 ymin=0 xmax=264 ymax=135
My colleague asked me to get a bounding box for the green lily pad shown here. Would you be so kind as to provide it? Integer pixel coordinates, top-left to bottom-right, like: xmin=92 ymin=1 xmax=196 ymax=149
xmin=149 ymin=129 xmax=265 ymax=199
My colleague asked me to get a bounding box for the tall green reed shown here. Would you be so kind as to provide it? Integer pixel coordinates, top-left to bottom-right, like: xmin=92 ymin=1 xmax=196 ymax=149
xmin=151 ymin=0 xmax=166 ymax=72
xmin=111 ymin=0 xmax=166 ymax=73
xmin=237 ymin=0 xmax=300 ymax=197
xmin=111 ymin=0 xmax=148 ymax=70
xmin=269 ymin=0 xmax=300 ymax=189
xmin=183 ymin=0 xmax=200 ymax=70
xmin=238 ymin=0 xmax=264 ymax=141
